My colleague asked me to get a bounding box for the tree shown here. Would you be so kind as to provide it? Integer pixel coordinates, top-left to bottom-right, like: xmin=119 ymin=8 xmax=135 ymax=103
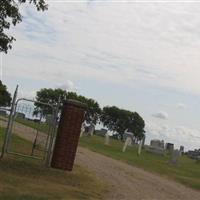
xmin=0 ymin=80 xmax=11 ymax=107
xmin=101 ymin=106 xmax=145 ymax=140
xmin=34 ymin=88 xmax=67 ymax=116
xmin=0 ymin=0 xmax=48 ymax=53
xmin=67 ymin=92 xmax=101 ymax=125
xmin=34 ymin=89 xmax=101 ymax=125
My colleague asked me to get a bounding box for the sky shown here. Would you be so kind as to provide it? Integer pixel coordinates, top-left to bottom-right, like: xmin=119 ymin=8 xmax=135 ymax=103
xmin=1 ymin=0 xmax=200 ymax=150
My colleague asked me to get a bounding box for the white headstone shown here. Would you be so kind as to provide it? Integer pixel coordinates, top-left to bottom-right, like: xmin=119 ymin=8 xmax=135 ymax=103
xmin=122 ymin=137 xmax=132 ymax=152
xmin=124 ymin=129 xmax=135 ymax=144
xmin=80 ymin=123 xmax=85 ymax=137
xmin=88 ymin=124 xmax=95 ymax=136
xmin=137 ymin=140 xmax=143 ymax=156
xmin=169 ymin=149 xmax=180 ymax=165
xmin=104 ymin=133 xmax=110 ymax=145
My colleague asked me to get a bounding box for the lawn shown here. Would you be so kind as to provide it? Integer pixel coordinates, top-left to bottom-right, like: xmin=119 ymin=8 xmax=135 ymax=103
xmin=0 ymin=128 xmax=107 ymax=200
xmin=15 ymin=118 xmax=50 ymax=134
xmin=79 ymin=135 xmax=200 ymax=190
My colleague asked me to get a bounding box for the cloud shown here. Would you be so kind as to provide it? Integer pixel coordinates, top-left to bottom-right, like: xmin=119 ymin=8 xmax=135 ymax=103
xmin=3 ymin=2 xmax=200 ymax=96
xmin=145 ymin=121 xmax=200 ymax=150
xmin=177 ymin=103 xmax=186 ymax=109
xmin=18 ymin=90 xmax=36 ymax=99
xmin=152 ymin=111 xmax=168 ymax=120
xmin=55 ymin=80 xmax=75 ymax=91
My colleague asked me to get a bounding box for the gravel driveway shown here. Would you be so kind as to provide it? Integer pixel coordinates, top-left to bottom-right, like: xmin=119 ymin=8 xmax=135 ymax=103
xmin=76 ymin=147 xmax=200 ymax=200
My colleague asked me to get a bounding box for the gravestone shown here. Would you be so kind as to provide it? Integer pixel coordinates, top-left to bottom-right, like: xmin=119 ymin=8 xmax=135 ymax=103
xmin=80 ymin=123 xmax=85 ymax=137
xmin=145 ymin=139 xmax=165 ymax=155
xmin=187 ymin=149 xmax=200 ymax=159
xmin=16 ymin=112 xmax=25 ymax=119
xmin=104 ymin=133 xmax=110 ymax=145
xmin=88 ymin=124 xmax=95 ymax=136
xmin=95 ymin=128 xmax=107 ymax=137
xmin=142 ymin=136 xmax=145 ymax=147
xmin=180 ymin=146 xmax=184 ymax=155
xmin=0 ymin=110 xmax=6 ymax=116
xmin=196 ymin=156 xmax=200 ymax=164
xmin=124 ymin=129 xmax=135 ymax=144
xmin=169 ymin=149 xmax=180 ymax=165
xmin=122 ymin=137 xmax=132 ymax=152
xmin=166 ymin=143 xmax=174 ymax=154
xmin=150 ymin=139 xmax=164 ymax=149
xmin=137 ymin=140 xmax=143 ymax=156
xmin=46 ymin=114 xmax=53 ymax=125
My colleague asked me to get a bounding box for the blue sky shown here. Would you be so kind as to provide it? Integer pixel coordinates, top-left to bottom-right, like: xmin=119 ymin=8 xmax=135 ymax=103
xmin=2 ymin=0 xmax=200 ymax=150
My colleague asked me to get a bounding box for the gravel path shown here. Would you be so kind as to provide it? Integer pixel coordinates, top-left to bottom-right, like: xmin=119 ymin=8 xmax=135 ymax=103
xmin=76 ymin=147 xmax=200 ymax=200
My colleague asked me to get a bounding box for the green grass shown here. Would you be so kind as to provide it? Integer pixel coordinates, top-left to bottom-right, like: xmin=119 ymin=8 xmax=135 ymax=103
xmin=15 ymin=118 xmax=50 ymax=134
xmin=0 ymin=156 xmax=106 ymax=200
xmin=80 ymin=135 xmax=200 ymax=190
xmin=0 ymin=128 xmax=107 ymax=200
xmin=0 ymin=127 xmax=43 ymax=157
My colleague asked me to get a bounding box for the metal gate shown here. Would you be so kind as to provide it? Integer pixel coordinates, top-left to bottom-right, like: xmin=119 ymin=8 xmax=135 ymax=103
xmin=0 ymin=107 xmax=10 ymax=157
xmin=0 ymin=86 xmax=58 ymax=166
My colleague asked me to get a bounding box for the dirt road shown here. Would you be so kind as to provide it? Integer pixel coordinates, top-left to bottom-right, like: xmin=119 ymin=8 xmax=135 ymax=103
xmin=76 ymin=147 xmax=200 ymax=200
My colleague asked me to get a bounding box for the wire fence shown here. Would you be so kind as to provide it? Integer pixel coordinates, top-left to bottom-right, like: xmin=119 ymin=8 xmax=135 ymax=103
xmin=5 ymin=98 xmax=57 ymax=161
xmin=0 ymin=107 xmax=10 ymax=155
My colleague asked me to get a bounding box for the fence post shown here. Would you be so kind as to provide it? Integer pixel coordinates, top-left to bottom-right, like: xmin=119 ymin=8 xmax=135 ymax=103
xmin=0 ymin=85 xmax=18 ymax=158
xmin=51 ymin=100 xmax=87 ymax=171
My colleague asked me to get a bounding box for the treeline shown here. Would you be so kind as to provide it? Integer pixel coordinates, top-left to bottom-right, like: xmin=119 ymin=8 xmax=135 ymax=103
xmin=34 ymin=88 xmax=145 ymax=140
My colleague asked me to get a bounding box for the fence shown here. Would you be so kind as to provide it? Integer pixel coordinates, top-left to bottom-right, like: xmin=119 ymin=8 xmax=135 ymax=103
xmin=0 ymin=86 xmax=58 ymax=166
xmin=0 ymin=107 xmax=10 ymax=157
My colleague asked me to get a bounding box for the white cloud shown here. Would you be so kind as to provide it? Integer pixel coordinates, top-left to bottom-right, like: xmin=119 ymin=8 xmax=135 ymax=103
xmin=55 ymin=80 xmax=75 ymax=91
xmin=18 ymin=90 xmax=36 ymax=100
xmin=177 ymin=103 xmax=186 ymax=109
xmin=152 ymin=111 xmax=168 ymax=120
xmin=3 ymin=2 xmax=200 ymax=95
xmin=145 ymin=121 xmax=200 ymax=150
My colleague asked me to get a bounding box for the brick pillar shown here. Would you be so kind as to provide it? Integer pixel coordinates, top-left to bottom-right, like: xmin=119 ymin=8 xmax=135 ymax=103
xmin=51 ymin=100 xmax=87 ymax=171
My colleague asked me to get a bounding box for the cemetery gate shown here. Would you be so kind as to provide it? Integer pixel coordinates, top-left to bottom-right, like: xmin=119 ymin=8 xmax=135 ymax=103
xmin=0 ymin=86 xmax=59 ymax=166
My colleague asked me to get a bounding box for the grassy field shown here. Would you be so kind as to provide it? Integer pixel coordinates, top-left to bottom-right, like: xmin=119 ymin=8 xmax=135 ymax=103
xmin=0 ymin=128 xmax=107 ymax=200
xmin=15 ymin=118 xmax=50 ymax=134
xmin=79 ymin=135 xmax=200 ymax=190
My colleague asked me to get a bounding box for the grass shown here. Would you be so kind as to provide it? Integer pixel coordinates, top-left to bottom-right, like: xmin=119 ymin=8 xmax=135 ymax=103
xmin=0 ymin=127 xmax=43 ymax=157
xmin=0 ymin=128 xmax=107 ymax=200
xmin=79 ymin=135 xmax=200 ymax=190
xmin=0 ymin=156 xmax=106 ymax=200
xmin=15 ymin=118 xmax=50 ymax=134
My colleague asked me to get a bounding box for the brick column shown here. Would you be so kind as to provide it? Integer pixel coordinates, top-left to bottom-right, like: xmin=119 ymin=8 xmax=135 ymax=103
xmin=51 ymin=100 xmax=87 ymax=171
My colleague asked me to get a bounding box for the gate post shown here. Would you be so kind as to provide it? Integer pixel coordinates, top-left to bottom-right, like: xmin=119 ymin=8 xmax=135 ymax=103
xmin=1 ymin=85 xmax=18 ymax=158
xmin=51 ymin=100 xmax=87 ymax=171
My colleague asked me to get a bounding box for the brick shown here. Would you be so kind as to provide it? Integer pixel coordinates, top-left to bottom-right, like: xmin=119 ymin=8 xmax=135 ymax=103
xmin=51 ymin=100 xmax=87 ymax=171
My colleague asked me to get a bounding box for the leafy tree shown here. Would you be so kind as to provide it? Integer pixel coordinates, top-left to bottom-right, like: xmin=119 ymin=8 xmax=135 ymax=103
xmin=34 ymin=89 xmax=101 ymax=125
xmin=67 ymin=92 xmax=101 ymax=125
xmin=34 ymin=88 xmax=67 ymax=116
xmin=101 ymin=106 xmax=145 ymax=140
xmin=0 ymin=0 xmax=48 ymax=53
xmin=0 ymin=80 xmax=11 ymax=106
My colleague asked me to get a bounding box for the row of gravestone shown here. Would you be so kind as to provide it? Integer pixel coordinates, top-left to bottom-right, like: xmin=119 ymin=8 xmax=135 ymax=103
xmin=80 ymin=125 xmax=190 ymax=165
xmin=186 ymin=149 xmax=200 ymax=162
